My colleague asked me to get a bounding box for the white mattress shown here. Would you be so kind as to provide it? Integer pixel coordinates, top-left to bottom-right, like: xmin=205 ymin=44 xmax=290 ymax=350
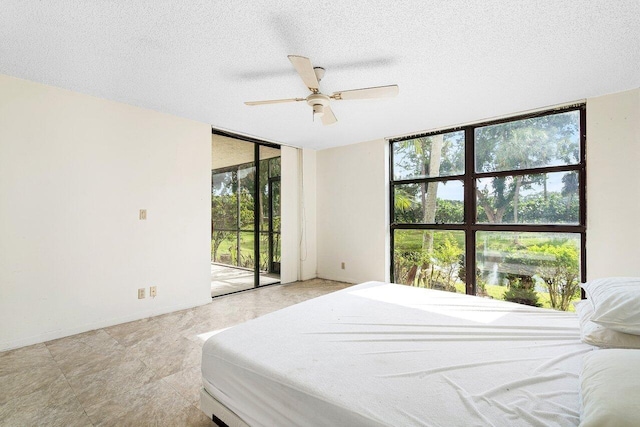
xmin=201 ymin=281 xmax=593 ymax=426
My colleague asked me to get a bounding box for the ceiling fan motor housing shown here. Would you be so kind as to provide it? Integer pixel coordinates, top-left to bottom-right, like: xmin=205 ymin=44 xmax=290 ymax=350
xmin=313 ymin=67 xmax=325 ymax=81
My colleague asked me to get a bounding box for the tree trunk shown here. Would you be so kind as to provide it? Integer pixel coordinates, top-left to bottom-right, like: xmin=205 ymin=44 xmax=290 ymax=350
xmin=422 ymin=134 xmax=443 ymax=252
xmin=513 ymin=176 xmax=522 ymax=224
xmin=477 ymin=192 xmax=507 ymax=224
xmin=512 ymin=176 xmax=523 ymax=244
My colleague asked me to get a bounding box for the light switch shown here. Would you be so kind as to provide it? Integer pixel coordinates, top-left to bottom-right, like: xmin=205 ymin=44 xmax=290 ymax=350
xmin=139 ymin=209 xmax=147 ymax=220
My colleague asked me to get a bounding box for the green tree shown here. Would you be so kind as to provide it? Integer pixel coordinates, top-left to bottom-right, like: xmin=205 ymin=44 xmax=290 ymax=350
xmin=431 ymin=236 xmax=464 ymax=291
xmin=528 ymin=243 xmax=580 ymax=311
xmin=393 ymin=133 xmax=465 ymax=290
xmin=212 ymin=171 xmax=237 ymax=262
xmin=475 ymin=113 xmax=579 ymax=225
xmin=561 ymin=172 xmax=579 ymax=209
xmin=434 ymin=199 xmax=464 ymax=224
xmin=518 ymin=192 xmax=579 ymax=224
xmin=503 ymin=276 xmax=541 ymax=307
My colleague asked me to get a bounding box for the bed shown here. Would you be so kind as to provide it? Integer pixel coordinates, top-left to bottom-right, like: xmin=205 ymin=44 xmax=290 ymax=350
xmin=201 ymin=281 xmax=593 ymax=426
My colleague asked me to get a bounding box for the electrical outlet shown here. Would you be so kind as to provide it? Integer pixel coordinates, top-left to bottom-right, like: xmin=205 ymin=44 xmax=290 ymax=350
xmin=150 ymin=286 xmax=157 ymax=298
xmin=138 ymin=288 xmax=145 ymax=299
xmin=341 ymin=262 xmax=345 ymax=270
xmin=139 ymin=209 xmax=147 ymax=220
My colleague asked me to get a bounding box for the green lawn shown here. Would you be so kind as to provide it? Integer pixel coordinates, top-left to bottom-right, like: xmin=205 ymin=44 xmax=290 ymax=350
xmin=453 ymin=282 xmax=577 ymax=311
xmin=212 ymin=232 xmax=280 ymax=270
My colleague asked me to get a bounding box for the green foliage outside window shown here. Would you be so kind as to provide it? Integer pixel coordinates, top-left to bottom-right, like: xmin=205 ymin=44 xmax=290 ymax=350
xmin=392 ymin=109 xmax=583 ymax=311
xmin=211 ymin=157 xmax=281 ymax=272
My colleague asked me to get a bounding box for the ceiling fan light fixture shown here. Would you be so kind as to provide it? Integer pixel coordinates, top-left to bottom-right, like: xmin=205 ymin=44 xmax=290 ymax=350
xmin=312 ymin=104 xmax=324 ymax=117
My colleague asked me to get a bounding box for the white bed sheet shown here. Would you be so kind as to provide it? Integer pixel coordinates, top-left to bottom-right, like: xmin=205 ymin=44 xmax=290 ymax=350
xmin=201 ymin=281 xmax=592 ymax=426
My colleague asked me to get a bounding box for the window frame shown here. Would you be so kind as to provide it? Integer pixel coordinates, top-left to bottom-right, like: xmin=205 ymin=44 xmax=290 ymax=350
xmin=389 ymin=105 xmax=587 ymax=296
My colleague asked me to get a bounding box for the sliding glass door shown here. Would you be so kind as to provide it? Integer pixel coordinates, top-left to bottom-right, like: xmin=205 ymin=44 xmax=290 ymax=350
xmin=210 ymin=131 xmax=281 ymax=297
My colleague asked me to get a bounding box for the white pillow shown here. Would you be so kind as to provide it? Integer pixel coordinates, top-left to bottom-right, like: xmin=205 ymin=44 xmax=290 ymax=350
xmin=581 ymin=277 xmax=640 ymax=335
xmin=574 ymin=300 xmax=640 ymax=349
xmin=580 ymin=349 xmax=640 ymax=427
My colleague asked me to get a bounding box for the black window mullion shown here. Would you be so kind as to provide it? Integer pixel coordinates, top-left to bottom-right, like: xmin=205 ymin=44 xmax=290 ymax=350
xmin=471 ymin=224 xmax=585 ymax=233
xmin=236 ymin=169 xmax=241 ymax=268
xmin=579 ymin=106 xmax=588 ymax=286
xmin=254 ymin=143 xmax=260 ymax=288
xmin=389 ymin=143 xmax=396 ymax=282
xmin=392 ymin=223 xmax=467 ymax=231
xmin=475 ymin=164 xmax=582 ymax=179
xmin=393 ymin=175 xmax=466 ymax=186
xmin=465 ymin=127 xmax=476 ymax=295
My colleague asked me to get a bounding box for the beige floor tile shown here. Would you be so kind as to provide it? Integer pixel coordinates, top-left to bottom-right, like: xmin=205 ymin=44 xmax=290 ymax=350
xmin=84 ymin=379 xmax=191 ymax=427
xmin=161 ymin=366 xmax=202 ymax=406
xmin=0 ymin=372 xmax=91 ymax=427
xmin=154 ymin=308 xmax=202 ymax=333
xmin=163 ymin=404 xmax=213 ymax=427
xmin=0 ymin=361 xmax=62 ymax=405
xmin=46 ymin=329 xmax=122 ymax=361
xmin=46 ymin=331 xmax=137 ymax=380
xmin=128 ymin=334 xmax=202 ymax=378
xmin=56 ymin=347 xmax=139 ymax=381
xmin=0 ymin=343 xmax=54 ymax=377
xmin=103 ymin=317 xmax=166 ymax=347
xmin=66 ymin=357 xmax=159 ymax=408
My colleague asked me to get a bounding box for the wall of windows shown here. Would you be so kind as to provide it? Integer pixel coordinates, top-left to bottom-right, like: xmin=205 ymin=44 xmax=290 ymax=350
xmin=390 ymin=106 xmax=585 ymax=310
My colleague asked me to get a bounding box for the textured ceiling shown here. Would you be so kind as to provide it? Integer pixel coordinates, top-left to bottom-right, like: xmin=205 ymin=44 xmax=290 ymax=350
xmin=1 ymin=1 xmax=639 ymax=150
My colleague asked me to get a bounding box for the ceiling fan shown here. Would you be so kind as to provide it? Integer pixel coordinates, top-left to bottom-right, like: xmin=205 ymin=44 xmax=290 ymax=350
xmin=244 ymin=55 xmax=399 ymax=125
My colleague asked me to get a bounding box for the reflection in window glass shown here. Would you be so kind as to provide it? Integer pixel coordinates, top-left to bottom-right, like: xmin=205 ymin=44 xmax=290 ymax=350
xmin=393 ymin=130 xmax=465 ymax=180
xmin=394 ymin=180 xmax=464 ymax=224
xmin=238 ymin=165 xmax=255 ymax=230
xmin=476 ymin=231 xmax=581 ymax=310
xmin=211 ymin=171 xmax=237 ymax=230
xmin=239 ymin=231 xmax=255 ymax=269
xmin=211 ymin=232 xmax=237 ymax=266
xmin=476 ymin=171 xmax=579 ymax=224
xmin=475 ymin=110 xmax=580 ymax=173
xmin=269 ymin=157 xmax=281 ymax=178
xmin=211 ymin=170 xmax=238 ymax=265
xmin=272 ymin=181 xmax=281 ymax=232
xmin=393 ymin=229 xmax=465 ymax=293
xmin=259 ymin=232 xmax=269 ymax=272
xmin=259 ymin=159 xmax=270 ymax=232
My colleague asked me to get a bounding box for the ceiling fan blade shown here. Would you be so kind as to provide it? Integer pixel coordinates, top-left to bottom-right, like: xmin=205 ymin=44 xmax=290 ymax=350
xmin=321 ymin=105 xmax=337 ymax=125
xmin=288 ymin=55 xmax=320 ymax=91
xmin=245 ymin=97 xmax=305 ymax=106
xmin=332 ymin=84 xmax=399 ymax=101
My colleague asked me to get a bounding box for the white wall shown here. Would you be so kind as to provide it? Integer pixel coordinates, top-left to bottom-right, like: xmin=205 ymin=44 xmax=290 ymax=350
xmin=316 ymin=139 xmax=389 ymax=283
xmin=280 ymin=146 xmax=299 ymax=283
xmin=0 ymin=74 xmax=211 ymax=351
xmin=586 ymin=88 xmax=640 ymax=278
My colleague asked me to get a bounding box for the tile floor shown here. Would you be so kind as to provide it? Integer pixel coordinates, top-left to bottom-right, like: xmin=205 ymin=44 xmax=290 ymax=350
xmin=210 ymin=264 xmax=280 ymax=298
xmin=0 ymin=279 xmax=352 ymax=427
